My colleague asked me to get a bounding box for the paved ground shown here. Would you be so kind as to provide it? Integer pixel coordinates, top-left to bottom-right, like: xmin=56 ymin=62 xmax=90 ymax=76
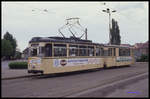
xmin=1 ymin=62 xmax=149 ymax=97
xmin=106 ymin=78 xmax=148 ymax=97
xmin=69 ymin=72 xmax=148 ymax=97
xmin=1 ymin=60 xmax=34 ymax=79
xmin=2 ymin=60 xmax=27 ymax=69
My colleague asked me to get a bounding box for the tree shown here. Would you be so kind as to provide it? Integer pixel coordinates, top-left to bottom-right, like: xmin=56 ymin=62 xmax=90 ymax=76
xmin=3 ymin=31 xmax=17 ymax=57
xmin=1 ymin=39 xmax=13 ymax=60
xmin=14 ymin=51 xmax=22 ymax=59
xmin=110 ymin=18 xmax=121 ymax=45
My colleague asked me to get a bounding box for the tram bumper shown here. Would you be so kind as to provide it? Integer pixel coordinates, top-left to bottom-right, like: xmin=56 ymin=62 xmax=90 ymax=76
xmin=28 ymin=70 xmax=43 ymax=74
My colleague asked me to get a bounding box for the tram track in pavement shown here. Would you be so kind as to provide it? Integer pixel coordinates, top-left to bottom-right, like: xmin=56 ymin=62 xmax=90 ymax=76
xmin=63 ymin=70 xmax=148 ymax=97
xmin=4 ymin=67 xmax=147 ymax=97
xmin=65 ymin=72 xmax=148 ymax=97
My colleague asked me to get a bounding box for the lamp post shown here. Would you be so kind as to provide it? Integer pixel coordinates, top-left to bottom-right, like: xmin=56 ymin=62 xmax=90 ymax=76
xmin=102 ymin=8 xmax=116 ymax=45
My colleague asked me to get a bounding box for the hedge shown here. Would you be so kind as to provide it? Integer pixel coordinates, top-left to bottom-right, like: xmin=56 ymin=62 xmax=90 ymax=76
xmin=8 ymin=62 xmax=28 ymax=69
xmin=136 ymin=54 xmax=148 ymax=62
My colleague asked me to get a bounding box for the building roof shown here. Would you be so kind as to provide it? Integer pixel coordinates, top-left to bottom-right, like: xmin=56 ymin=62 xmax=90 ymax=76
xmin=134 ymin=41 xmax=149 ymax=49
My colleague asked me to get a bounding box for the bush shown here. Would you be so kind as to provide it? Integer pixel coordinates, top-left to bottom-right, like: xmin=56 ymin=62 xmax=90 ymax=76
xmin=9 ymin=62 xmax=28 ymax=69
xmin=136 ymin=54 xmax=148 ymax=62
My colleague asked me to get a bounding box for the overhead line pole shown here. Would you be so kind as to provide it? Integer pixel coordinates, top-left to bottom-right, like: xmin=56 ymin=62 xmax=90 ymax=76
xmin=102 ymin=8 xmax=116 ymax=45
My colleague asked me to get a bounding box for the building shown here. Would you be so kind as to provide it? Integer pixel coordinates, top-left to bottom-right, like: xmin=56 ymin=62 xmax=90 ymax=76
xmin=22 ymin=47 xmax=30 ymax=59
xmin=133 ymin=41 xmax=149 ymax=59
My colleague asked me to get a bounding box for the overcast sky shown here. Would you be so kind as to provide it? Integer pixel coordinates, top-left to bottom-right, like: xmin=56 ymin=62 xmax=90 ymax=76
xmin=2 ymin=1 xmax=149 ymax=52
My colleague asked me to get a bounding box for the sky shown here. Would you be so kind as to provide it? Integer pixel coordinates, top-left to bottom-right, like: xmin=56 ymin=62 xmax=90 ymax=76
xmin=2 ymin=1 xmax=149 ymax=52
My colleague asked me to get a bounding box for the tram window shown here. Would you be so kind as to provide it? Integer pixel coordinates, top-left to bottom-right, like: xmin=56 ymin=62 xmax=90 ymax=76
xmin=79 ymin=45 xmax=88 ymax=56
xmin=39 ymin=47 xmax=45 ymax=57
xmin=100 ymin=48 xmax=104 ymax=56
xmin=45 ymin=44 xmax=52 ymax=57
xmin=32 ymin=48 xmax=37 ymax=56
xmin=54 ymin=44 xmax=67 ymax=57
xmin=126 ymin=49 xmax=130 ymax=56
xmin=31 ymin=44 xmax=39 ymax=47
xmin=108 ymin=48 xmax=112 ymax=56
xmin=113 ymin=48 xmax=116 ymax=56
xmin=128 ymin=49 xmax=131 ymax=56
xmin=102 ymin=48 xmax=112 ymax=56
xmin=119 ymin=48 xmax=130 ymax=56
xmin=69 ymin=45 xmax=78 ymax=56
xmin=96 ymin=47 xmax=101 ymax=56
xmin=103 ymin=50 xmax=108 ymax=56
xmin=88 ymin=46 xmax=94 ymax=56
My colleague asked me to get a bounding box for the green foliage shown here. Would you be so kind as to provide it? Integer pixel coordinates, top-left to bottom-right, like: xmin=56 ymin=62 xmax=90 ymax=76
xmin=136 ymin=54 xmax=148 ymax=62
xmin=1 ymin=39 xmax=13 ymax=59
xmin=14 ymin=51 xmax=22 ymax=59
xmin=8 ymin=62 xmax=28 ymax=69
xmin=110 ymin=18 xmax=121 ymax=45
xmin=3 ymin=31 xmax=17 ymax=57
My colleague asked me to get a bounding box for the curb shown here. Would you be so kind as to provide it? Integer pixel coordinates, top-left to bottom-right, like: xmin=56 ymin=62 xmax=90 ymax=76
xmin=1 ymin=74 xmax=40 ymax=80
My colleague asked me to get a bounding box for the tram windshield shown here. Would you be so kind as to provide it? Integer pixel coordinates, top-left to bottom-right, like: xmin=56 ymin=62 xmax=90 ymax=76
xmin=29 ymin=43 xmax=52 ymax=57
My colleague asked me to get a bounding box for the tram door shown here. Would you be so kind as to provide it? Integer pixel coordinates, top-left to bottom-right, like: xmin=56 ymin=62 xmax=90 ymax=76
xmin=45 ymin=44 xmax=52 ymax=57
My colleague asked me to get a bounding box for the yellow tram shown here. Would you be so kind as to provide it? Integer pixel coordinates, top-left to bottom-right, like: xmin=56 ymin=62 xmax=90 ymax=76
xmin=28 ymin=36 xmax=135 ymax=74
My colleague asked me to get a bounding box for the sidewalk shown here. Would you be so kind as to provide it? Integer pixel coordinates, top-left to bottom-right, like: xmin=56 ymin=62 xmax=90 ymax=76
xmin=1 ymin=60 xmax=38 ymax=80
xmin=1 ymin=68 xmax=37 ymax=80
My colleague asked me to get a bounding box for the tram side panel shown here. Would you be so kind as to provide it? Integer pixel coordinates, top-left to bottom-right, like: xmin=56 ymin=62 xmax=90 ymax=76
xmin=115 ymin=48 xmax=135 ymax=66
xmin=42 ymin=57 xmax=104 ymax=74
xmin=115 ymin=56 xmax=134 ymax=66
xmin=102 ymin=57 xmax=116 ymax=68
xmin=28 ymin=57 xmax=44 ymax=73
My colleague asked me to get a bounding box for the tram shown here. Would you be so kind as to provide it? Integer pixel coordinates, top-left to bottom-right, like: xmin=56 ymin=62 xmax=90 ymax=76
xmin=28 ymin=36 xmax=135 ymax=74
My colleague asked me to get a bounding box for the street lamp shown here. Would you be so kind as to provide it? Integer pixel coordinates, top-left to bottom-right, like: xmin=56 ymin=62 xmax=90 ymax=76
xmin=102 ymin=8 xmax=116 ymax=45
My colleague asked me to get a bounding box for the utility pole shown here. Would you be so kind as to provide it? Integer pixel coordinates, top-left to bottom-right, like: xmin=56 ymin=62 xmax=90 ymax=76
xmin=85 ymin=28 xmax=87 ymax=40
xmin=102 ymin=8 xmax=116 ymax=45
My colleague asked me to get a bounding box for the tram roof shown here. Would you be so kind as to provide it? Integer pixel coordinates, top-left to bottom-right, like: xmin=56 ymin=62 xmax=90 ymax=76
xmin=29 ymin=36 xmax=131 ymax=48
xmin=104 ymin=44 xmax=132 ymax=48
xmin=29 ymin=36 xmax=103 ymax=45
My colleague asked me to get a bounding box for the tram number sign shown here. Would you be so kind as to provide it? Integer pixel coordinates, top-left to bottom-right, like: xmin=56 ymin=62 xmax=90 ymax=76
xmin=53 ymin=58 xmax=100 ymax=67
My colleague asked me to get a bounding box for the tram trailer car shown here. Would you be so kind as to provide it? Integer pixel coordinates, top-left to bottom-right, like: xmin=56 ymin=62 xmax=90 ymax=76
xmin=28 ymin=36 xmax=135 ymax=74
